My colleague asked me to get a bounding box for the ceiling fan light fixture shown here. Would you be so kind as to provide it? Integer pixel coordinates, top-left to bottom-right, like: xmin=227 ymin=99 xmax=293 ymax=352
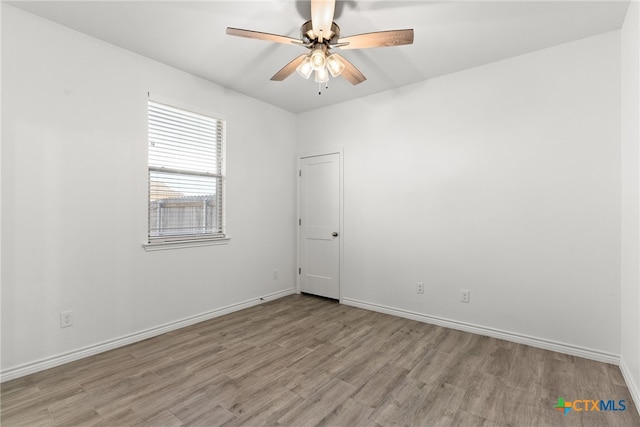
xmin=226 ymin=0 xmax=413 ymax=89
xmin=296 ymin=56 xmax=313 ymax=79
xmin=310 ymin=48 xmax=326 ymax=70
xmin=326 ymin=53 xmax=345 ymax=77
xmin=314 ymin=66 xmax=329 ymax=83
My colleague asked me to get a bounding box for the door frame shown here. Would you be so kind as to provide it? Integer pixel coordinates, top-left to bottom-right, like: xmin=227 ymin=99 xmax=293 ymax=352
xmin=296 ymin=148 xmax=344 ymax=301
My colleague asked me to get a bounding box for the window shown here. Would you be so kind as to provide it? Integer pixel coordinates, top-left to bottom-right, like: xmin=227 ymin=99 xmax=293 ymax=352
xmin=147 ymin=100 xmax=225 ymax=244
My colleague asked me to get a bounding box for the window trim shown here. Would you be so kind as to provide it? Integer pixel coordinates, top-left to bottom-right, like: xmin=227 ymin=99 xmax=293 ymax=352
xmin=145 ymin=95 xmax=228 ymax=250
xmin=143 ymin=237 xmax=230 ymax=251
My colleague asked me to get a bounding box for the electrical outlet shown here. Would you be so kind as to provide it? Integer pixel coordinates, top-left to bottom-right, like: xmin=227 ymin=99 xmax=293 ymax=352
xmin=273 ymin=269 xmax=278 ymax=280
xmin=60 ymin=310 xmax=73 ymax=328
xmin=461 ymin=289 xmax=470 ymax=303
xmin=416 ymin=282 xmax=424 ymax=294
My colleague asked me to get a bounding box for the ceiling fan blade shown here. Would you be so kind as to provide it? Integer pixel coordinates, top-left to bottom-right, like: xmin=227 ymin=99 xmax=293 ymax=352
xmin=271 ymin=54 xmax=308 ymax=81
xmin=226 ymin=27 xmax=300 ymax=45
xmin=332 ymin=53 xmax=366 ymax=85
xmin=338 ymin=29 xmax=414 ymax=50
xmin=311 ymin=0 xmax=336 ymax=40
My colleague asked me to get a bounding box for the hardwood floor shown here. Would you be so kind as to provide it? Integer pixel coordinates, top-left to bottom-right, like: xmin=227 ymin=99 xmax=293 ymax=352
xmin=2 ymin=294 xmax=639 ymax=426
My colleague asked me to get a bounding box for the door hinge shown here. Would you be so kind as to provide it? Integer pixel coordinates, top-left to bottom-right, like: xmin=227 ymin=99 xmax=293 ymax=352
xmin=298 ymin=170 xmax=301 ymax=177
xmin=298 ymin=218 xmax=301 ymax=226
xmin=298 ymin=267 xmax=301 ymax=274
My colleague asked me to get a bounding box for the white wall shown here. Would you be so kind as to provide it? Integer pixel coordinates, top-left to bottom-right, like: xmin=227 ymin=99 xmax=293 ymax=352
xmin=621 ymin=0 xmax=640 ymax=409
xmin=1 ymin=5 xmax=297 ymax=374
xmin=298 ymin=32 xmax=621 ymax=358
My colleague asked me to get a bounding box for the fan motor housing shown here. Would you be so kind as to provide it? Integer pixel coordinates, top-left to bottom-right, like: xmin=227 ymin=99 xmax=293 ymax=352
xmin=301 ymin=20 xmax=340 ymax=44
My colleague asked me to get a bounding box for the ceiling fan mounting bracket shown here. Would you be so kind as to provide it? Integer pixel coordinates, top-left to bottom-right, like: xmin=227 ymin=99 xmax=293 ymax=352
xmin=300 ymin=20 xmax=340 ymax=46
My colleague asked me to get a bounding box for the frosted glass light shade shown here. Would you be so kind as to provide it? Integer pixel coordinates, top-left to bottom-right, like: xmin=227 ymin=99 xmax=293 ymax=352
xmin=326 ymin=54 xmax=345 ymax=77
xmin=296 ymin=56 xmax=313 ymax=79
xmin=310 ymin=48 xmax=326 ymax=70
xmin=314 ymin=66 xmax=329 ymax=83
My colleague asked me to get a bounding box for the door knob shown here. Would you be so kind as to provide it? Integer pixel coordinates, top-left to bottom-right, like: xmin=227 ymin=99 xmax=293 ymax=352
xmin=332 ymin=232 xmax=339 ymax=237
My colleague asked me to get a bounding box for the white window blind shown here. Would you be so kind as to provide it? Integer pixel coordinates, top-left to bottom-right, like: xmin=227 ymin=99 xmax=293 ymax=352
xmin=148 ymin=100 xmax=225 ymax=242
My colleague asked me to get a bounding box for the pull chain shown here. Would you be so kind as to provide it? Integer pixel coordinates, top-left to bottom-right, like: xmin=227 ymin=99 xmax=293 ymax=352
xmin=317 ymin=81 xmax=329 ymax=96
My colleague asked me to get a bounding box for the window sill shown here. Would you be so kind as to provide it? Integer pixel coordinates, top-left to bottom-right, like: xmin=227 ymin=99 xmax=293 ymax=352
xmin=143 ymin=237 xmax=230 ymax=252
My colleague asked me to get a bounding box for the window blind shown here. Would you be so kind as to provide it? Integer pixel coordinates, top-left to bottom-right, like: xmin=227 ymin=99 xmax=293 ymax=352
xmin=148 ymin=100 xmax=225 ymax=241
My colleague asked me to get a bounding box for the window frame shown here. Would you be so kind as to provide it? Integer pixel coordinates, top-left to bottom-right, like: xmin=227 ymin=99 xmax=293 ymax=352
xmin=144 ymin=97 xmax=228 ymax=251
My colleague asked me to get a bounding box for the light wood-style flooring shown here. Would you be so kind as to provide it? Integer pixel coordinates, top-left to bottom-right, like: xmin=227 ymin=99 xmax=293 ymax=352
xmin=2 ymin=294 xmax=639 ymax=426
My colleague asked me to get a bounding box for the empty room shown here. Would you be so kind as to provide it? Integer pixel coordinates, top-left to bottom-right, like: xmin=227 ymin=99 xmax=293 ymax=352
xmin=2 ymin=0 xmax=640 ymax=425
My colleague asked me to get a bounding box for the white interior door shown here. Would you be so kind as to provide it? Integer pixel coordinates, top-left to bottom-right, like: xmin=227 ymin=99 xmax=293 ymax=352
xmin=298 ymin=153 xmax=341 ymax=299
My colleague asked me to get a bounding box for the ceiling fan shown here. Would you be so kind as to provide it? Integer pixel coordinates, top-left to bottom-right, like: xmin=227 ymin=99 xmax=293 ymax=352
xmin=226 ymin=0 xmax=414 ymax=90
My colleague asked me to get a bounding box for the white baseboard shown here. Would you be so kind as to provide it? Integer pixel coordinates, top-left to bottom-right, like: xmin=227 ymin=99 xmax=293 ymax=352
xmin=1 ymin=288 xmax=296 ymax=383
xmin=341 ymin=297 xmax=619 ymax=365
xmin=620 ymin=358 xmax=640 ymax=417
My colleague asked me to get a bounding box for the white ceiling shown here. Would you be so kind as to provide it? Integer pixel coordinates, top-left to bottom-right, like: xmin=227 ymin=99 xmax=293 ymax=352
xmin=8 ymin=1 xmax=630 ymax=113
